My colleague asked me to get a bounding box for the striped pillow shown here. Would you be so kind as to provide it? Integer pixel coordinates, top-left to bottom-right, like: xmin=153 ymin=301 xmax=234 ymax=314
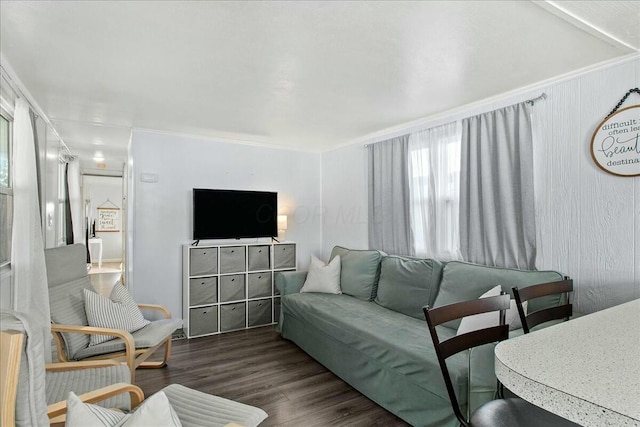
xmin=84 ymin=283 xmax=151 ymax=346
xmin=65 ymin=391 xmax=182 ymax=426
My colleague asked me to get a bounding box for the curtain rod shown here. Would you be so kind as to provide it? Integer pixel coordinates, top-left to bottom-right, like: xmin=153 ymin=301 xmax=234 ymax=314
xmin=0 ymin=67 xmax=39 ymax=120
xmin=526 ymin=92 xmax=547 ymax=106
xmin=364 ymin=92 xmax=548 ymax=147
xmin=60 ymin=153 xmax=77 ymax=164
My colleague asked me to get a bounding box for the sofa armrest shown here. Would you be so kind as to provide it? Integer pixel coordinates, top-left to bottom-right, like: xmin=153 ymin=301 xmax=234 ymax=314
xmin=275 ymin=271 xmax=308 ymax=295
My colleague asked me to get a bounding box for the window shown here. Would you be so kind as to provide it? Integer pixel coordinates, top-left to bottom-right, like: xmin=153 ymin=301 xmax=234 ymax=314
xmin=0 ymin=111 xmax=13 ymax=265
xmin=408 ymin=121 xmax=461 ymax=260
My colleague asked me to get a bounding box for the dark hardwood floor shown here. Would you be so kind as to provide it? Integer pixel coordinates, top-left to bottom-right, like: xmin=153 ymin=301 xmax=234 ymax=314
xmin=136 ymin=326 xmax=409 ymax=426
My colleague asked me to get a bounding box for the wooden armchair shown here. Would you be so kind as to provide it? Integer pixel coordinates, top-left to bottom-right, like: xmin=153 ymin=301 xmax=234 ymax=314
xmin=44 ymin=244 xmax=182 ymax=382
xmin=2 ymin=309 xmax=267 ymax=427
xmin=1 ymin=310 xmax=142 ymax=426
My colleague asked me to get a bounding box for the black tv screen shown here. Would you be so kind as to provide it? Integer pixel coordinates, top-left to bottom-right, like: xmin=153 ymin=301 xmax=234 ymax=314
xmin=193 ymin=189 xmax=277 ymax=240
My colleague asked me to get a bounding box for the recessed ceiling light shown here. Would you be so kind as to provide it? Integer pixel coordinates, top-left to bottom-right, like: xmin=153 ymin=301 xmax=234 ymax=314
xmin=93 ymin=151 xmax=105 ymax=162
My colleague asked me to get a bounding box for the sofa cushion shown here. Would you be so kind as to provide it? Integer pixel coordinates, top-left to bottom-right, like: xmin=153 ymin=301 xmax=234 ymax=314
xmin=374 ymin=255 xmax=443 ymax=319
xmin=330 ymin=246 xmax=384 ymax=301
xmin=432 ymin=261 xmax=563 ymax=329
xmin=281 ymin=292 xmax=469 ymax=403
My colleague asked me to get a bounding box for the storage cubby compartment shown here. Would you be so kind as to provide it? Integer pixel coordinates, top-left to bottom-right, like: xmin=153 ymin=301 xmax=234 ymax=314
xmin=189 ymin=247 xmax=218 ymax=276
xmin=274 ymin=244 xmax=296 ymax=269
xmin=248 ymin=245 xmax=271 ymax=271
xmin=189 ymin=277 xmax=217 ymax=306
xmin=220 ymin=302 xmax=246 ymax=332
xmin=189 ymin=306 xmax=218 ymax=336
xmin=247 ymin=272 xmax=272 ymax=299
xmin=248 ymin=299 xmax=272 ymax=327
xmin=219 ymin=246 xmax=246 ymax=273
xmin=220 ymin=274 xmax=245 ymax=302
xmin=184 ymin=242 xmax=295 ymax=337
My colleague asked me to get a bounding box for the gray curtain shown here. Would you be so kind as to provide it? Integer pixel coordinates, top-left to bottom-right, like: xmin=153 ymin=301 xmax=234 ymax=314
xmin=368 ymin=135 xmax=413 ymax=255
xmin=459 ymin=102 xmax=536 ymax=269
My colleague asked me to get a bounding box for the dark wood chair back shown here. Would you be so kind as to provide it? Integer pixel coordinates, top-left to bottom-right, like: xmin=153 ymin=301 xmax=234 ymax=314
xmin=423 ymin=294 xmax=510 ymax=427
xmin=512 ymin=277 xmax=573 ymax=334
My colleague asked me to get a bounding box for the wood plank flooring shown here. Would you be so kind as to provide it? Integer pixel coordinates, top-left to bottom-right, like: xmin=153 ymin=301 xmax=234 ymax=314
xmin=136 ymin=326 xmax=410 ymax=426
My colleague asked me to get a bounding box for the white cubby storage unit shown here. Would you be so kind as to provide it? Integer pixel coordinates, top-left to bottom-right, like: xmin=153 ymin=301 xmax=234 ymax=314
xmin=182 ymin=242 xmax=296 ymax=338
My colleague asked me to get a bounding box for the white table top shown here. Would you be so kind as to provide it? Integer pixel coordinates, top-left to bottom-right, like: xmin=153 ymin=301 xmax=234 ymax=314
xmin=495 ymin=299 xmax=640 ymax=427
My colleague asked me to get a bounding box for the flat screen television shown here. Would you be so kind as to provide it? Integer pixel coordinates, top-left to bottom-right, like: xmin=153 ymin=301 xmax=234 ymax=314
xmin=193 ymin=189 xmax=277 ymax=240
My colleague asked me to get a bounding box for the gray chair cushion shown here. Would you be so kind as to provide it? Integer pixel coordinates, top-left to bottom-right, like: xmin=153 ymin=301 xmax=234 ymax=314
xmin=162 ymin=383 xmax=268 ymax=427
xmin=0 ymin=310 xmax=50 ymax=427
xmin=73 ymin=318 xmax=182 ymax=360
xmin=46 ymin=364 xmax=131 ymax=411
xmin=48 ymin=276 xmax=94 ymax=358
xmin=44 ymin=244 xmax=88 ymax=288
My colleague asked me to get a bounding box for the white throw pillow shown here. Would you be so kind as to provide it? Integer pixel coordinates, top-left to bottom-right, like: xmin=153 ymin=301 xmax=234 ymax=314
xmin=65 ymin=390 xmax=182 ymax=427
xmin=84 ymin=282 xmax=151 ymax=346
xmin=456 ymin=285 xmax=528 ymax=336
xmin=300 ymin=255 xmax=342 ymax=294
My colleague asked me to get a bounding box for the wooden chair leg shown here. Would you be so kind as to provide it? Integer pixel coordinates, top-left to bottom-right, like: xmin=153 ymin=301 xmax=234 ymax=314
xmin=139 ymin=338 xmax=171 ymax=369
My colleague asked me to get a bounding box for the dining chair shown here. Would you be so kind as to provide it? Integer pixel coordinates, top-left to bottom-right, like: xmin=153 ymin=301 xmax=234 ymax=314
xmin=512 ymin=277 xmax=573 ymax=334
xmin=423 ymin=294 xmax=579 ymax=427
xmin=44 ymin=243 xmax=182 ymax=382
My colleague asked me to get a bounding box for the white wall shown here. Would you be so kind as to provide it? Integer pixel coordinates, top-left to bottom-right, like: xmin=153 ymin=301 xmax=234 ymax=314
xmin=321 ymin=144 xmax=369 ymax=260
xmin=129 ymin=130 xmax=322 ymax=318
xmin=321 ymin=56 xmax=640 ymax=314
xmin=84 ymin=175 xmax=123 ymax=262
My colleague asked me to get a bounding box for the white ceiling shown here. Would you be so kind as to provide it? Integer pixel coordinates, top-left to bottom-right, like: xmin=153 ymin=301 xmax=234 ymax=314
xmin=0 ymin=1 xmax=638 ymax=167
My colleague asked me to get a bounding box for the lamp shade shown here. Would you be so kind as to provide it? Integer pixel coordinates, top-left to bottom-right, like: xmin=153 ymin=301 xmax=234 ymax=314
xmin=277 ymin=215 xmax=288 ymax=231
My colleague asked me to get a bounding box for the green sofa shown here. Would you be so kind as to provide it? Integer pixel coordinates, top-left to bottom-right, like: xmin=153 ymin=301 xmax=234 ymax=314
xmin=276 ymin=246 xmax=565 ymax=427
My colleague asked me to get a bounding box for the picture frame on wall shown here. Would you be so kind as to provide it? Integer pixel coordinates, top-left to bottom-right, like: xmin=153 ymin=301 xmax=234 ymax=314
xmin=96 ymin=207 xmax=120 ymax=232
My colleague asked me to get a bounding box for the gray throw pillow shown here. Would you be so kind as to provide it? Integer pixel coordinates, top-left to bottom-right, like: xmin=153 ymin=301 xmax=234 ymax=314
xmin=330 ymin=246 xmax=384 ymax=301
xmin=375 ymin=255 xmax=443 ymax=319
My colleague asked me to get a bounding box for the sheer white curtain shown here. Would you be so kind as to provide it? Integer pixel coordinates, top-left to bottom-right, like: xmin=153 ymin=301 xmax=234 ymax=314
xmin=408 ymin=121 xmax=461 ymax=260
xmin=11 ymin=98 xmax=51 ymax=361
xmin=67 ymin=158 xmax=84 ymax=244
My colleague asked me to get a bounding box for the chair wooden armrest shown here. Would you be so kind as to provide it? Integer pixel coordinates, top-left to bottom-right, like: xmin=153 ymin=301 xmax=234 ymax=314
xmin=137 ymin=303 xmax=172 ymax=319
xmin=47 ymin=382 xmax=145 ymax=421
xmin=1 ymin=330 xmax=24 ymax=427
xmin=50 ymin=324 xmax=135 ymax=378
xmin=45 ymin=360 xmax=123 ymax=371
xmin=224 ymin=423 xmax=247 ymax=427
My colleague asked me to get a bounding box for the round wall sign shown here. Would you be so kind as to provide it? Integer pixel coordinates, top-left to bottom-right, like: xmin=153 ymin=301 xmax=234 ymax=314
xmin=590 ymin=105 xmax=640 ymax=177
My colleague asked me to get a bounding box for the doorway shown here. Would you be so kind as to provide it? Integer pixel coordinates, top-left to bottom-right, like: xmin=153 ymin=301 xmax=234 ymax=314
xmin=83 ymin=174 xmax=124 ymax=295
